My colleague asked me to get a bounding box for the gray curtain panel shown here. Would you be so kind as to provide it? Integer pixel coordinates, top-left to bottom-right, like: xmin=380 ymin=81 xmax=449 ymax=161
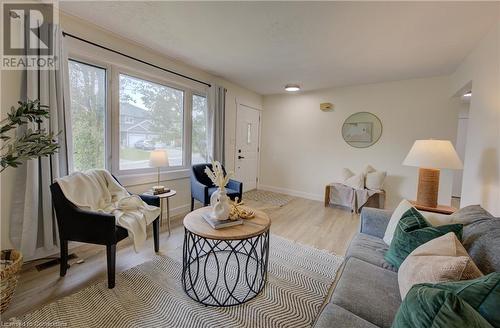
xmin=10 ymin=25 xmax=69 ymax=260
xmin=207 ymin=85 xmax=226 ymax=164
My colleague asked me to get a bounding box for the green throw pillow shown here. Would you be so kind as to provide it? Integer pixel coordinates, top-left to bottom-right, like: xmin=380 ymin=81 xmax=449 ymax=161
xmin=392 ymin=273 xmax=500 ymax=328
xmin=384 ymin=207 xmax=463 ymax=268
xmin=425 ymin=273 xmax=500 ymax=327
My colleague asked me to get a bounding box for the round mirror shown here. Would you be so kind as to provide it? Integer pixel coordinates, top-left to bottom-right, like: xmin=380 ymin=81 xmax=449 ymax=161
xmin=342 ymin=112 xmax=382 ymax=148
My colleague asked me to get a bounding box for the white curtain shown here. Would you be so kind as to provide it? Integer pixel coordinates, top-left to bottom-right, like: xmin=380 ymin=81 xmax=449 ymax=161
xmin=207 ymin=84 xmax=226 ymax=164
xmin=10 ymin=25 xmax=69 ymax=260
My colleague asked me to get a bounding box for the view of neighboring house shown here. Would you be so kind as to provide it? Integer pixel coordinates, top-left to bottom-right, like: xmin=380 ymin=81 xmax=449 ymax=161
xmin=119 ymin=102 xmax=159 ymax=148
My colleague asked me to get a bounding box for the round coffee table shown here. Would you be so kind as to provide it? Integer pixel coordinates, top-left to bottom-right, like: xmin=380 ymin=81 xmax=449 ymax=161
xmin=182 ymin=206 xmax=271 ymax=307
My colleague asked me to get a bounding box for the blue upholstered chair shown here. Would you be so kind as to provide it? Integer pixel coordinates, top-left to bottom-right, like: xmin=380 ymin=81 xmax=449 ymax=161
xmin=190 ymin=163 xmax=243 ymax=210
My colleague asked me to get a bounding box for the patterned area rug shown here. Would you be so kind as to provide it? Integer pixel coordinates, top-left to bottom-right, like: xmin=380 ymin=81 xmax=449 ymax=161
xmin=243 ymin=189 xmax=294 ymax=207
xmin=10 ymin=236 xmax=343 ymax=328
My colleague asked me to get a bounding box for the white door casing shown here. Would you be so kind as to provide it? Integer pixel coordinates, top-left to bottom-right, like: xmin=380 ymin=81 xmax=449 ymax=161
xmin=235 ymin=104 xmax=261 ymax=192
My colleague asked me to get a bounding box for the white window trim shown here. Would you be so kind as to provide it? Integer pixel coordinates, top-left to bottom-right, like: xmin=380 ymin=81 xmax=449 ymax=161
xmin=112 ymin=66 xmax=193 ymax=176
xmin=191 ymin=92 xmax=210 ymax=165
xmin=65 ymin=44 xmax=209 ymax=185
xmin=66 ymin=55 xmax=112 ymax=173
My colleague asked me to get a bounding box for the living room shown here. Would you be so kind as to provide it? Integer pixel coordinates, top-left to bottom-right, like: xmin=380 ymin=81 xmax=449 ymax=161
xmin=1 ymin=1 xmax=499 ymax=327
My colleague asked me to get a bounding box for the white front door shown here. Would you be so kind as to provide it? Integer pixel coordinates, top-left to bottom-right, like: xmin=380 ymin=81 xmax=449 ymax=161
xmin=235 ymin=104 xmax=261 ymax=192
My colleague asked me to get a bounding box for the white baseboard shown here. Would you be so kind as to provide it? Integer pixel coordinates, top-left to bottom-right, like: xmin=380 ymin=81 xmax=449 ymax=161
xmin=258 ymin=184 xmax=323 ymax=202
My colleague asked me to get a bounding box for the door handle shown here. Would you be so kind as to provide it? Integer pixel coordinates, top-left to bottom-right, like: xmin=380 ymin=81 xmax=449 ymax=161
xmin=238 ymin=155 xmax=245 ymax=159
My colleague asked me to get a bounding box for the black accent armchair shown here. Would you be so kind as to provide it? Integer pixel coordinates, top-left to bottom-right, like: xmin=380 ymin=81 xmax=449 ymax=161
xmin=190 ymin=163 xmax=243 ymax=211
xmin=50 ymin=178 xmax=160 ymax=289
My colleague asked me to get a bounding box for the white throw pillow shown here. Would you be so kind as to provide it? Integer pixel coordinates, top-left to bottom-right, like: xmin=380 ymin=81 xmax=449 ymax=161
xmin=383 ymin=200 xmax=456 ymax=245
xmin=363 ymin=164 xmax=376 ymax=175
xmin=344 ymin=173 xmax=365 ymax=190
xmin=365 ymin=171 xmax=387 ymax=190
xmin=383 ymin=199 xmax=415 ymax=245
xmin=342 ymin=168 xmax=355 ymax=181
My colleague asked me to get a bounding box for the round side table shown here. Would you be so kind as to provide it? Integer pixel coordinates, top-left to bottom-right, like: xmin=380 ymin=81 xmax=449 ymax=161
xmin=143 ymin=190 xmax=176 ymax=235
xmin=182 ymin=206 xmax=271 ymax=307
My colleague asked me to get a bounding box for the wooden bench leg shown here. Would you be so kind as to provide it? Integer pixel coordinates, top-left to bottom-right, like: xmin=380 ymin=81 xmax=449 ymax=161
xmin=106 ymin=244 xmax=116 ymax=289
xmin=324 ymin=185 xmax=330 ymax=207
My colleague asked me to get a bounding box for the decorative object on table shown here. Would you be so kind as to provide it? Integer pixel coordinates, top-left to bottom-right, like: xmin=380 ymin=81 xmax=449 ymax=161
xmin=190 ymin=163 xmax=243 ymax=210
xmin=342 ymin=112 xmax=382 ymax=148
xmin=0 ymin=249 xmax=23 ymax=313
xmin=229 ymin=197 xmax=256 ymax=221
xmin=200 ymin=210 xmax=243 ymax=229
xmin=11 ymin=235 xmax=343 ymax=328
xmin=183 ymin=206 xmax=271 ymax=306
xmin=50 ymin=170 xmax=160 ymax=289
xmin=320 ymin=102 xmax=334 ymax=112
xmin=325 ymin=165 xmax=386 ymax=213
xmin=204 ymin=161 xmax=232 ymax=221
xmin=403 ymin=139 xmax=463 ymax=208
xmin=149 ymin=149 xmax=169 ymax=195
xmin=397 ymin=232 xmax=482 ymax=299
xmin=0 ymin=100 xmax=59 ymax=173
xmin=142 ymin=189 xmax=177 ymax=235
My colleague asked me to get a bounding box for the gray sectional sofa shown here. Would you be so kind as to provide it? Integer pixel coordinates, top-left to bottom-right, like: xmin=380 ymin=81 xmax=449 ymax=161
xmin=315 ymin=205 xmax=500 ymax=328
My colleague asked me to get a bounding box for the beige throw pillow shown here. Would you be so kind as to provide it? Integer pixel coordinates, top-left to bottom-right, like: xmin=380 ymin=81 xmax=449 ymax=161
xmin=342 ymin=168 xmax=355 ymax=181
xmin=344 ymin=173 xmax=365 ymax=190
xmin=398 ymin=232 xmax=483 ymax=299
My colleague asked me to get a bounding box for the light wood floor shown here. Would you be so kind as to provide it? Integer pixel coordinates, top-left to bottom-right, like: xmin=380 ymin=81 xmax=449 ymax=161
xmin=2 ymin=195 xmax=360 ymax=319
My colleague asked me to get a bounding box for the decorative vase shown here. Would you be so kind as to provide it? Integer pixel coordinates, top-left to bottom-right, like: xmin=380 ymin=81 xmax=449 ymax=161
xmin=210 ymin=188 xmax=231 ymax=221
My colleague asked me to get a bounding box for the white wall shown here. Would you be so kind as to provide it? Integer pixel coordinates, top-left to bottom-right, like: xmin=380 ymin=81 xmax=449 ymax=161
xmin=0 ymin=12 xmax=262 ymax=249
xmin=260 ymin=76 xmax=458 ymax=209
xmin=452 ymin=102 xmax=469 ymax=197
xmin=450 ymin=21 xmax=500 ymax=216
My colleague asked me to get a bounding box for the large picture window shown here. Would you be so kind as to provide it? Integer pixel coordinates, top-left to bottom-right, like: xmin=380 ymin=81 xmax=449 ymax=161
xmin=119 ymin=74 xmax=185 ymax=170
xmin=67 ymin=60 xmax=107 ymax=172
xmin=66 ymin=57 xmax=209 ymax=176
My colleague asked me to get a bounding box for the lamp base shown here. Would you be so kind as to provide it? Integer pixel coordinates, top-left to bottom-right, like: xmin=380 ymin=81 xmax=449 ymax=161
xmin=416 ymin=168 xmax=440 ymax=208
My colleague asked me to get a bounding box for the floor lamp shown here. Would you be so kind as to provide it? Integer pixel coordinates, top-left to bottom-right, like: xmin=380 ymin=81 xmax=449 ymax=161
xmin=403 ymin=140 xmax=463 ymax=208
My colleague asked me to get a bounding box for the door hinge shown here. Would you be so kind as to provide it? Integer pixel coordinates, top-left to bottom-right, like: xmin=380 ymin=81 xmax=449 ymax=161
xmin=256 ymin=177 xmax=259 ymax=183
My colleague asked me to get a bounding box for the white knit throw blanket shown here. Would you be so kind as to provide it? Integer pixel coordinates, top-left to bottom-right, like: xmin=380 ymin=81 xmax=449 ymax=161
xmin=56 ymin=169 xmax=160 ymax=251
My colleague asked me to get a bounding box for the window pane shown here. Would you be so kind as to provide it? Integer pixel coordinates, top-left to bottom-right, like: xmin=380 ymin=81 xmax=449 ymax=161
xmin=68 ymin=60 xmax=106 ymax=172
xmin=119 ymin=74 xmax=184 ymax=170
xmin=192 ymin=95 xmax=209 ymax=164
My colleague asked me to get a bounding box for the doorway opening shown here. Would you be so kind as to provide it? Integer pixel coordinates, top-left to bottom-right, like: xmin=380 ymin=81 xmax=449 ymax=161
xmin=451 ymin=88 xmax=471 ymax=208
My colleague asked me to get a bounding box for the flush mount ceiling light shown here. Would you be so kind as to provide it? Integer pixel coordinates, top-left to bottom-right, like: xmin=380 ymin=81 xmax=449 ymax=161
xmin=285 ymin=84 xmax=300 ymax=92
xmin=463 ymin=92 xmax=472 ymax=97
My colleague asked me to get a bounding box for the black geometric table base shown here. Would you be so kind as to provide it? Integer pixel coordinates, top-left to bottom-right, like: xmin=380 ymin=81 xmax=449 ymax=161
xmin=182 ymin=228 xmax=270 ymax=307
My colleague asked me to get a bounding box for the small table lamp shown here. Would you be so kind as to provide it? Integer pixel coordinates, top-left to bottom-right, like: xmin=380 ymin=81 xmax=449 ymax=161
xmin=403 ymin=140 xmax=463 ymax=208
xmin=149 ymin=149 xmax=170 ymax=194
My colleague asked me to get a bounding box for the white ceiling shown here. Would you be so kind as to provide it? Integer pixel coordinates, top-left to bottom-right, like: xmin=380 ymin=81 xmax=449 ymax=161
xmin=60 ymin=1 xmax=499 ymax=95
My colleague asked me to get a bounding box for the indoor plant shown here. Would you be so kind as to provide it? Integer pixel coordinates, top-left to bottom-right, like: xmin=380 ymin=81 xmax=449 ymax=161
xmin=0 ymin=99 xmax=58 ymax=313
xmin=1 ymin=99 xmax=59 ymax=173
